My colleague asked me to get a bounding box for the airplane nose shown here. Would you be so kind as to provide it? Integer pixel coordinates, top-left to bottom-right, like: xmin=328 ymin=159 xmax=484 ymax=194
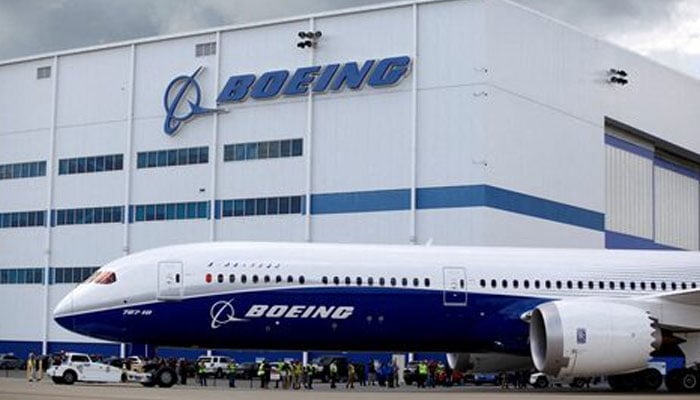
xmin=54 ymin=292 xmax=74 ymax=317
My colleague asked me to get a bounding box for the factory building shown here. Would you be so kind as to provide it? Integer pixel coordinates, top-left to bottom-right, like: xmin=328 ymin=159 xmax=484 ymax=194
xmin=1 ymin=0 xmax=699 ymax=358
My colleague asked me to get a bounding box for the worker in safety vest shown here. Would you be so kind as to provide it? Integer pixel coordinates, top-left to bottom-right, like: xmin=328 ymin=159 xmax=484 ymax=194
xmin=329 ymin=361 xmax=338 ymax=389
xmin=197 ymin=361 xmax=207 ymax=386
xmin=227 ymin=361 xmax=237 ymax=388
xmin=417 ymin=360 xmax=429 ymax=388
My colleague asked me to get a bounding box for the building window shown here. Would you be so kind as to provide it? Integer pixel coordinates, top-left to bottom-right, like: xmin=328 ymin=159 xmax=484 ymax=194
xmin=137 ymin=147 xmax=208 ymax=169
xmin=221 ymin=195 xmax=304 ymax=218
xmin=133 ymin=201 xmax=209 ymax=222
xmin=0 ymin=161 xmax=47 ymax=180
xmin=37 ymin=66 xmax=51 ymax=79
xmin=0 ymin=210 xmax=46 ymax=229
xmin=195 ymin=42 xmax=216 ymax=57
xmin=223 ymin=138 xmax=303 ymax=162
xmin=50 ymin=266 xmax=98 ymax=284
xmin=55 ymin=206 xmax=123 ymax=226
xmin=58 ymin=154 xmax=122 ymax=175
xmin=0 ymin=268 xmax=45 ymax=284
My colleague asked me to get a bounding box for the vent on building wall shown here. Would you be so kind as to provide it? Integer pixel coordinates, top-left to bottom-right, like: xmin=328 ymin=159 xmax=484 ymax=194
xmin=195 ymin=42 xmax=216 ymax=57
xmin=36 ymin=66 xmax=51 ymax=79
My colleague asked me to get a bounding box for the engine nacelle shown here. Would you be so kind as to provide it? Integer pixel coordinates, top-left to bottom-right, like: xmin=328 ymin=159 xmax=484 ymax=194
xmin=447 ymin=353 xmax=532 ymax=373
xmin=529 ymin=301 xmax=660 ymax=377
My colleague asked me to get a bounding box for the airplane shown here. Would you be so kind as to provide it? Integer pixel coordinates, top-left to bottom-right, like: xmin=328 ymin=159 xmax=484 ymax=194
xmin=53 ymin=241 xmax=700 ymax=392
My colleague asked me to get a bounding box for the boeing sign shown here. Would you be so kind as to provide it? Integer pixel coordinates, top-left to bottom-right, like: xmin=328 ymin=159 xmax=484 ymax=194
xmin=162 ymin=56 xmax=411 ymax=135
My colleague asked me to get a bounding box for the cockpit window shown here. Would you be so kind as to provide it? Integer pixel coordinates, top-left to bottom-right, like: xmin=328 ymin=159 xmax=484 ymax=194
xmin=90 ymin=271 xmax=117 ymax=284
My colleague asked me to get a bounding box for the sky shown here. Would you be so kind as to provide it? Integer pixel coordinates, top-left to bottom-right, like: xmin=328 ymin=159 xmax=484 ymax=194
xmin=0 ymin=0 xmax=698 ymax=80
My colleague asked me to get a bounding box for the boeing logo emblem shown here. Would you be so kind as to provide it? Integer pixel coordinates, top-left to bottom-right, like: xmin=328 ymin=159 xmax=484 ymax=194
xmin=209 ymin=300 xmax=354 ymax=329
xmin=163 ymin=66 xmax=225 ymax=136
xmin=163 ymin=56 xmax=411 ymax=135
xmin=209 ymin=299 xmax=247 ymax=329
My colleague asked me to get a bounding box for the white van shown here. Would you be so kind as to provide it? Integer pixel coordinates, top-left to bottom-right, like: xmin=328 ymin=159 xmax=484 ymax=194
xmin=196 ymin=355 xmax=233 ymax=378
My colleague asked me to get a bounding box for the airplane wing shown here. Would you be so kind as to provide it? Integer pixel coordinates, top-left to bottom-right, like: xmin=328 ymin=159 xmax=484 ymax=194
xmin=629 ymin=289 xmax=700 ymax=332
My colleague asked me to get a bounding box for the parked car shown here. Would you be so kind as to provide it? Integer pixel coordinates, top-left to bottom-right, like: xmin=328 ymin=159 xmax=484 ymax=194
xmin=234 ymin=361 xmax=260 ymax=380
xmin=0 ymin=354 xmax=24 ymax=370
xmin=310 ymin=356 xmax=349 ymax=382
xmin=529 ymin=372 xmax=591 ymax=389
xmin=196 ymin=355 xmax=233 ymax=378
xmin=402 ymin=360 xmax=420 ymax=385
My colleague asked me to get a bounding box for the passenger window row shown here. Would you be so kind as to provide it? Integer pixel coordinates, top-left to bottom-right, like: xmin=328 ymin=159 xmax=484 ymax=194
xmin=478 ymin=278 xmax=698 ymax=291
xmin=207 ymin=273 xmax=305 ymax=285
xmin=321 ymin=276 xmax=431 ymax=288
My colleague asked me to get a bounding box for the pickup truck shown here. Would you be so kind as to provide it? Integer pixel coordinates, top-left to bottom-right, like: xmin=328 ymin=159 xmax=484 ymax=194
xmin=46 ymin=352 xmax=176 ymax=387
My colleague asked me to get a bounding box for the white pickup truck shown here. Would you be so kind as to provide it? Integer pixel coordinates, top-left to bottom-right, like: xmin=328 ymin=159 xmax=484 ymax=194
xmin=46 ymin=352 xmax=176 ymax=387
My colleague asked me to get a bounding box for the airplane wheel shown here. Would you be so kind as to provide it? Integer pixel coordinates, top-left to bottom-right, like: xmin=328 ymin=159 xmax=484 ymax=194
xmin=608 ymin=374 xmax=635 ymax=392
xmin=156 ymin=367 xmax=177 ymax=388
xmin=533 ymin=376 xmax=548 ymax=389
xmin=638 ymin=368 xmax=662 ymax=392
xmin=666 ymin=369 xmax=698 ymax=393
xmin=62 ymin=370 xmax=77 ymax=385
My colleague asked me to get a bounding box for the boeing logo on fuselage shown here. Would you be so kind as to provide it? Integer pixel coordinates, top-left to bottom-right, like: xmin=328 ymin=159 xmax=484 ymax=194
xmin=162 ymin=56 xmax=411 ymax=135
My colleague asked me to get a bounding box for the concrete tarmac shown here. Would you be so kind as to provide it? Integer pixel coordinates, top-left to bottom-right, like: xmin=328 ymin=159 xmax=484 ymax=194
xmin=0 ymin=375 xmax=689 ymax=400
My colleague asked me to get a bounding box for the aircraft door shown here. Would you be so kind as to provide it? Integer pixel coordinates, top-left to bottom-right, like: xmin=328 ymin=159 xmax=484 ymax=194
xmin=443 ymin=267 xmax=467 ymax=306
xmin=157 ymin=261 xmax=183 ymax=300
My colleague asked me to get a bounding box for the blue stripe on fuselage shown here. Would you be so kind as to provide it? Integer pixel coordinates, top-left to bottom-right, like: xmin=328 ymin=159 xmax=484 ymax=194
xmin=56 ymin=288 xmax=550 ymax=354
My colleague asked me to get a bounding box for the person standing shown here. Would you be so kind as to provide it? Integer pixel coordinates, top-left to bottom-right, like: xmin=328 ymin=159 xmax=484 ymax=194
xmin=197 ymin=361 xmax=207 ymax=386
xmin=346 ymin=363 xmax=356 ymax=388
xmin=305 ymin=363 xmax=315 ymax=389
xmin=368 ymin=360 xmax=377 ymax=386
xmin=258 ymin=361 xmax=266 ymax=388
xmin=27 ymin=352 xmax=36 ymax=382
xmin=227 ymin=360 xmax=237 ymax=388
xmin=417 ymin=360 xmax=428 ymax=388
xmin=329 ymin=360 xmax=338 ymax=389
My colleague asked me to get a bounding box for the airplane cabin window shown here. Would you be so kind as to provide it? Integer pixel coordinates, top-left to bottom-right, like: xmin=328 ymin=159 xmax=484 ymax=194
xmin=205 ymin=273 xmax=212 ymax=283
xmin=682 ymin=282 xmax=687 ymax=290
xmin=424 ymin=278 xmax=430 ymax=287
xmin=534 ymin=280 xmax=540 ymax=289
xmin=287 ymin=275 xmax=294 ymax=283
xmin=609 ymin=281 xmax=615 ymax=290
xmin=501 ymin=279 xmax=508 ymax=289
xmin=567 ymin=281 xmax=573 ymax=289
xmin=620 ymin=281 xmax=625 ymax=290
xmin=379 ymin=277 xmax=385 ymax=286
xmin=241 ymin=274 xmax=247 ymax=283
xmin=480 ymin=279 xmax=486 ymax=287
xmin=229 ymin=274 xmax=235 ymax=283
xmin=661 ymin=282 xmax=667 ymax=291
xmin=588 ymin=281 xmax=594 ymax=290
xmin=555 ymin=281 xmax=562 ymax=289
xmin=390 ymin=277 xmax=397 ymax=286
xmin=413 ymin=278 xmax=419 ymax=287
xmin=545 ymin=281 xmax=551 ymax=289
xmin=175 ymin=274 xmax=180 ymax=283
xmin=671 ymin=282 xmax=677 ymax=290
xmin=401 ymin=278 xmax=408 ymax=287
xmin=356 ymin=277 xmax=362 ymax=286
xmin=598 ymin=281 xmax=604 ymax=290
xmin=368 ymin=277 xmax=374 ymax=286
xmin=650 ymin=282 xmax=657 ymax=290
xmin=298 ymin=276 xmax=305 ymax=284
xmin=217 ymin=274 xmax=224 ymax=283
xmin=692 ymin=283 xmax=697 ymax=289
xmin=630 ymin=281 xmax=636 ymax=290
xmin=345 ymin=276 xmax=351 ymax=285
xmin=512 ymin=280 xmax=519 ymax=289
xmin=333 ymin=276 xmax=340 ymax=285
xmin=460 ymin=279 xmax=465 ymax=289
xmin=577 ymin=281 xmax=583 ymax=290
xmin=641 ymin=282 xmax=646 ymax=290
xmin=252 ymin=275 xmax=259 ymax=283
xmin=491 ymin=279 xmax=497 ymax=288
xmin=322 ymin=276 xmax=328 ymax=284
xmin=276 ymin=275 xmax=282 ymax=283
xmin=264 ymin=275 xmax=270 ymax=283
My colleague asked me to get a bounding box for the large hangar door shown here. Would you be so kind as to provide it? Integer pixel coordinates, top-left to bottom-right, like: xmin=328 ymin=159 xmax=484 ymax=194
xmin=157 ymin=261 xmax=183 ymax=300
xmin=443 ymin=267 xmax=466 ymax=306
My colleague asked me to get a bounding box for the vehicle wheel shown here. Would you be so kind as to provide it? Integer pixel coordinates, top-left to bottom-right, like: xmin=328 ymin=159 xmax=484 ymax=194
xmin=215 ymin=368 xmax=223 ymax=379
xmin=156 ymin=367 xmax=177 ymax=388
xmin=121 ymin=372 xmax=128 ymax=383
xmin=570 ymin=378 xmax=586 ymax=389
xmin=534 ymin=376 xmax=548 ymax=389
xmin=51 ymin=376 xmax=64 ymax=384
xmin=638 ymin=369 xmax=662 ymax=392
xmin=608 ymin=374 xmax=635 ymax=392
xmin=62 ymin=370 xmax=77 ymax=385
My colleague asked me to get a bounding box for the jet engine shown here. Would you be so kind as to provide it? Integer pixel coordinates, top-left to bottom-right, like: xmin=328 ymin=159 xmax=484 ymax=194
xmin=529 ymin=301 xmax=661 ymax=377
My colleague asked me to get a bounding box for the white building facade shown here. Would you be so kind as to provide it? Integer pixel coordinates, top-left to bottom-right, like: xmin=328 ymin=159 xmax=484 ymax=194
xmin=1 ymin=0 xmax=699 ymax=358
